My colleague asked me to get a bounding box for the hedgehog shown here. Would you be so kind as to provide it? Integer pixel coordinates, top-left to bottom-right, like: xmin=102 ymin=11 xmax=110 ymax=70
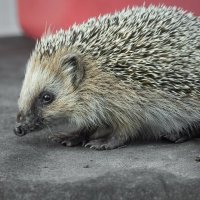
xmin=14 ymin=5 xmax=200 ymax=150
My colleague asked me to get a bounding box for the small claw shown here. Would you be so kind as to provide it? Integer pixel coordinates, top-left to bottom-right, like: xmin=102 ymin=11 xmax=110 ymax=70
xmin=81 ymin=140 xmax=87 ymax=147
xmin=91 ymin=145 xmax=102 ymax=150
xmin=50 ymin=137 xmax=62 ymax=143
xmin=100 ymin=145 xmax=106 ymax=150
xmin=117 ymin=145 xmax=127 ymax=149
xmin=174 ymin=137 xmax=189 ymax=143
xmin=162 ymin=135 xmax=190 ymax=143
xmin=49 ymin=134 xmax=67 ymax=143
xmin=85 ymin=143 xmax=101 ymax=150
xmin=161 ymin=135 xmax=176 ymax=142
xmin=84 ymin=136 xmax=126 ymax=150
xmin=61 ymin=140 xmax=74 ymax=147
xmin=61 ymin=140 xmax=67 ymax=146
xmin=84 ymin=143 xmax=90 ymax=148
xmin=195 ymin=156 xmax=200 ymax=162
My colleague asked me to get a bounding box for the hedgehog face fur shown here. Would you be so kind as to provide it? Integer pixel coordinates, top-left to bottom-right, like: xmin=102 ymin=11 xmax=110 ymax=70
xmin=14 ymin=49 xmax=88 ymax=135
xmin=14 ymin=6 xmax=200 ymax=149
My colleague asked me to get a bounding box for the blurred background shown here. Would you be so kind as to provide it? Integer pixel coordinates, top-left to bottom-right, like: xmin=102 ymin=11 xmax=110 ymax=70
xmin=0 ymin=0 xmax=21 ymax=37
xmin=0 ymin=0 xmax=200 ymax=39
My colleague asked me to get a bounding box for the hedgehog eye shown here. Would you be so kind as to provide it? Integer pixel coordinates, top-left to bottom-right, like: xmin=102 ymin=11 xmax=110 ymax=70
xmin=40 ymin=92 xmax=54 ymax=105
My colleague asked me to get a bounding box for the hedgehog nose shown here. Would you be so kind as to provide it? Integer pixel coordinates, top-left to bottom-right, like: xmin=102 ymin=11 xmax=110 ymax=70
xmin=13 ymin=124 xmax=27 ymax=137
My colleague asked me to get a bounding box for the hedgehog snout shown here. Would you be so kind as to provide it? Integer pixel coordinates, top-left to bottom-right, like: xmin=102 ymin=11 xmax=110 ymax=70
xmin=14 ymin=112 xmax=27 ymax=136
xmin=14 ymin=124 xmax=27 ymax=137
xmin=14 ymin=111 xmax=43 ymax=137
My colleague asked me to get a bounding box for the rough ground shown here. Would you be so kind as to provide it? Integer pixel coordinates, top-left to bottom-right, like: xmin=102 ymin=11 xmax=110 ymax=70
xmin=0 ymin=37 xmax=200 ymax=200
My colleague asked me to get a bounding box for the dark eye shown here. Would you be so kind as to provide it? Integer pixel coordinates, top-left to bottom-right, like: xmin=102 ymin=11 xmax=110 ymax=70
xmin=40 ymin=92 xmax=54 ymax=105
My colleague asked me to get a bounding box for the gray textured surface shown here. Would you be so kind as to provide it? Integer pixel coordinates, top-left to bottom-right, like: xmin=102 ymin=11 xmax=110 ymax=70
xmin=0 ymin=37 xmax=200 ymax=200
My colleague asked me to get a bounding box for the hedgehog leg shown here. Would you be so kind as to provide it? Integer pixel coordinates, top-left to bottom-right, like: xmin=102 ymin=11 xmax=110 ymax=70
xmin=89 ymin=126 xmax=113 ymax=140
xmin=161 ymin=133 xmax=192 ymax=143
xmin=60 ymin=135 xmax=85 ymax=147
xmin=195 ymin=156 xmax=200 ymax=162
xmin=161 ymin=124 xmax=200 ymax=143
xmin=50 ymin=133 xmax=84 ymax=147
xmin=85 ymin=134 xmax=128 ymax=150
xmin=50 ymin=127 xmax=96 ymax=147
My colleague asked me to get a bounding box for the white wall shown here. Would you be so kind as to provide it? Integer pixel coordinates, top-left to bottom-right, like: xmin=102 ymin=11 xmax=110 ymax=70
xmin=0 ymin=0 xmax=22 ymax=37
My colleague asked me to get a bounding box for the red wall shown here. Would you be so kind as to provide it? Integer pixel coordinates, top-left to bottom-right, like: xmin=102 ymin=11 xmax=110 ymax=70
xmin=18 ymin=0 xmax=200 ymax=38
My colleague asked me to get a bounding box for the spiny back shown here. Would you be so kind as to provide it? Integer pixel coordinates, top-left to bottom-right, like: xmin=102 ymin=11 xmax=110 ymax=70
xmin=35 ymin=5 xmax=200 ymax=96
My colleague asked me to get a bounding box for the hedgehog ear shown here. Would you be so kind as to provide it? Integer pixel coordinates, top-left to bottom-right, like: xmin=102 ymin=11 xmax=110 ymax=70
xmin=60 ymin=53 xmax=84 ymax=87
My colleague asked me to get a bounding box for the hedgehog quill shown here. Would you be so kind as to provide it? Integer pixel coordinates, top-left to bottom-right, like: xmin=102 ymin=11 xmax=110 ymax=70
xmin=14 ymin=6 xmax=200 ymax=150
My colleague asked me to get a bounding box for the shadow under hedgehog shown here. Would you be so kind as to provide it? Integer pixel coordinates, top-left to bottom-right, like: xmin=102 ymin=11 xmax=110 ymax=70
xmin=14 ymin=6 xmax=200 ymax=150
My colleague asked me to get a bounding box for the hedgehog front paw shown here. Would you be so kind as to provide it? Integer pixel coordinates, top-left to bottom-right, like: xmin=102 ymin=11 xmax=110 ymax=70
xmin=195 ymin=156 xmax=200 ymax=162
xmin=85 ymin=136 xmax=127 ymax=150
xmin=161 ymin=133 xmax=192 ymax=143
xmin=50 ymin=133 xmax=83 ymax=147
